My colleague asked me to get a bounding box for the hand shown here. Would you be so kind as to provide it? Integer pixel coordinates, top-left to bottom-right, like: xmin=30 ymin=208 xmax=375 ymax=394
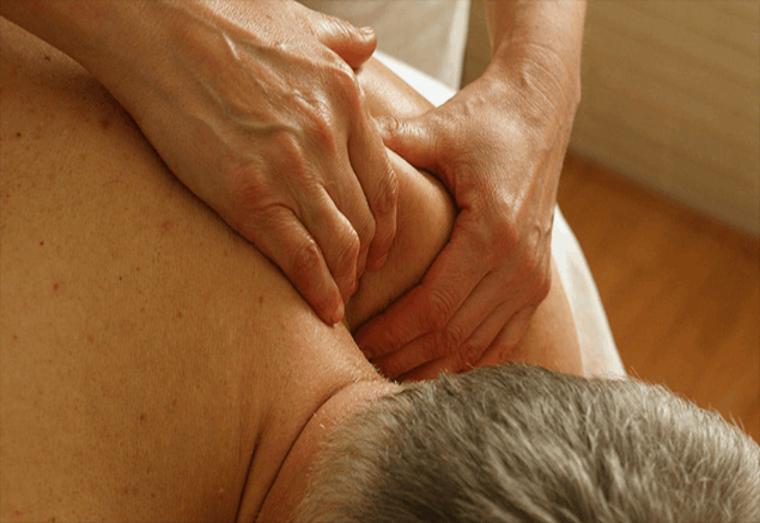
xmin=355 ymin=63 xmax=580 ymax=380
xmin=87 ymin=0 xmax=398 ymax=324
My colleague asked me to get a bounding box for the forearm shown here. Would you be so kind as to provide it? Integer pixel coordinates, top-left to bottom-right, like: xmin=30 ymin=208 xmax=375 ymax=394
xmin=0 ymin=1 xmax=148 ymax=75
xmin=486 ymin=0 xmax=585 ymax=106
xmin=346 ymin=59 xmax=582 ymax=376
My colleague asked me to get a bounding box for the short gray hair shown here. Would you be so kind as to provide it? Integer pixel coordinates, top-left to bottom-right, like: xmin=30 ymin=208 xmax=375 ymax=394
xmin=298 ymin=364 xmax=760 ymax=522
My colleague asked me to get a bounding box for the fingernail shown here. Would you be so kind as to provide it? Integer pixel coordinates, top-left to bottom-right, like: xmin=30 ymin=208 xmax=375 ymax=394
xmin=359 ymin=26 xmax=375 ymax=38
xmin=331 ymin=300 xmax=345 ymax=325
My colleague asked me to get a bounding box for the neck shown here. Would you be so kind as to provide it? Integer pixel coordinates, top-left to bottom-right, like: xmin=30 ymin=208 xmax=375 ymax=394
xmin=255 ymin=377 xmax=398 ymax=522
xmin=231 ymin=315 xmax=397 ymax=522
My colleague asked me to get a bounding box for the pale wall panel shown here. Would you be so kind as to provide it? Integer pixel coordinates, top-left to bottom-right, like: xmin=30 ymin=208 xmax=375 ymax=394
xmin=462 ymin=0 xmax=760 ymax=235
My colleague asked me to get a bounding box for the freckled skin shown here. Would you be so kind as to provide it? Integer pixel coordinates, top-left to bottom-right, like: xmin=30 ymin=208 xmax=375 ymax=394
xmin=1 ymin=19 xmax=581 ymax=521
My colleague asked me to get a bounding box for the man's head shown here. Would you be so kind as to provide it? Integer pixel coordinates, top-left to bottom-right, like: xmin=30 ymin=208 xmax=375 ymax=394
xmin=298 ymin=364 xmax=759 ymax=522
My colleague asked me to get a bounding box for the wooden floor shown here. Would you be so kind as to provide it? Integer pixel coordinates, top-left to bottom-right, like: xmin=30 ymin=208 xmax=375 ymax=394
xmin=557 ymin=154 xmax=760 ymax=443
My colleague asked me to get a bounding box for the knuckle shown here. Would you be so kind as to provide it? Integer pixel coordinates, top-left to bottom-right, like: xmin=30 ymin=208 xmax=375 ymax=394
xmin=291 ymin=237 xmax=323 ymax=276
xmin=354 ymin=210 xmax=376 ymax=247
xmin=286 ymin=86 xmax=339 ymax=156
xmin=317 ymin=15 xmax=350 ymax=41
xmin=420 ymin=288 xmax=455 ymax=332
xmin=299 ymin=102 xmax=338 ymax=156
xmin=225 ymin=160 xmax=272 ymax=213
xmin=334 ymin=227 xmax=361 ymax=272
xmin=372 ymin=165 xmax=399 ymax=217
xmin=330 ymin=60 xmax=363 ymax=107
xmin=439 ymin=326 xmax=464 ymax=356
xmin=331 ymin=18 xmax=356 ymax=43
xmin=271 ymin=130 xmax=310 ymax=173
xmin=491 ymin=213 xmax=520 ymax=253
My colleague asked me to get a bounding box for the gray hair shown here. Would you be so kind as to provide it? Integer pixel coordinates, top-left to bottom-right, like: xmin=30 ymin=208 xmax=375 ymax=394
xmin=297 ymin=364 xmax=760 ymax=522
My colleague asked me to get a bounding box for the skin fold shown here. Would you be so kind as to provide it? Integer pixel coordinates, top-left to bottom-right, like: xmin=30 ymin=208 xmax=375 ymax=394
xmin=353 ymin=0 xmax=587 ymax=378
xmin=0 ymin=0 xmax=400 ymax=325
xmin=0 ymin=18 xmax=580 ymax=521
xmin=1 ymin=0 xmax=587 ymax=378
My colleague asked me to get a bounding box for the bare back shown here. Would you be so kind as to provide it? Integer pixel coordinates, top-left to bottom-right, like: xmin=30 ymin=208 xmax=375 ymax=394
xmin=0 ymin=18 xmax=580 ymax=521
xmin=0 ymin=19 xmax=388 ymax=520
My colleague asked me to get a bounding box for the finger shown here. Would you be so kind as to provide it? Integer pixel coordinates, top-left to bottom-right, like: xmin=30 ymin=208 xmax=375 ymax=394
xmin=317 ymin=146 xmax=377 ymax=290
xmin=354 ymin=285 xmax=438 ymax=359
xmin=355 ymin=229 xmax=486 ymax=358
xmin=313 ymin=14 xmax=377 ymax=69
xmin=405 ymin=267 xmax=529 ymax=365
xmin=247 ymin=205 xmax=344 ymax=324
xmin=372 ymin=296 xmax=511 ymax=379
xmin=396 ymin=307 xmax=536 ymax=382
xmin=375 ymin=113 xmax=442 ymax=175
xmin=472 ymin=307 xmax=536 ymax=368
xmin=349 ymin=106 xmax=398 ymax=272
xmin=301 ymin=185 xmax=364 ymax=305
xmin=382 ymin=217 xmax=552 ymax=365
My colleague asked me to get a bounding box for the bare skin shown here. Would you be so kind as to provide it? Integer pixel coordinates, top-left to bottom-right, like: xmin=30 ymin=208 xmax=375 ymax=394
xmin=353 ymin=0 xmax=587 ymax=379
xmin=0 ymin=0 xmax=400 ymax=325
xmin=0 ymin=19 xmax=579 ymax=522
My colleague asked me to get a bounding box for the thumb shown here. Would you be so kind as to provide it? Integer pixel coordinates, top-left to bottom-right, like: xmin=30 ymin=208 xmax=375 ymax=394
xmin=375 ymin=114 xmax=441 ymax=174
xmin=314 ymin=15 xmax=377 ymax=69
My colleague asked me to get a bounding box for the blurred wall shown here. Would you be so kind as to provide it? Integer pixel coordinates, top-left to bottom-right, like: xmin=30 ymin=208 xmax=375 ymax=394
xmin=462 ymin=1 xmax=760 ymax=236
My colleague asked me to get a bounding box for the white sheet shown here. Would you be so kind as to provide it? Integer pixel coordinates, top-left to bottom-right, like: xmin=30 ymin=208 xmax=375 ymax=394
xmin=300 ymin=0 xmax=470 ymax=90
xmin=375 ymin=51 xmax=626 ymax=378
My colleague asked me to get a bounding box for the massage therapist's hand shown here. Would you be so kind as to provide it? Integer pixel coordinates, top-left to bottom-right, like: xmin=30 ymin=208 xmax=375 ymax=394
xmin=0 ymin=0 xmax=397 ymax=325
xmin=356 ymin=59 xmax=580 ymax=380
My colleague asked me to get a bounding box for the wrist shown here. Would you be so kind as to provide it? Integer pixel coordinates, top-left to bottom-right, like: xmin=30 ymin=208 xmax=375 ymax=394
xmin=485 ymin=0 xmax=585 ymax=117
xmin=470 ymin=56 xmax=578 ymax=188
xmin=490 ymin=45 xmax=581 ymax=113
